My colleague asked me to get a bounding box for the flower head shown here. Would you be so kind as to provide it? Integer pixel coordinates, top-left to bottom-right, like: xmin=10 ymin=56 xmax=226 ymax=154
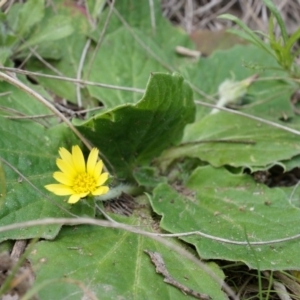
xmin=45 ymin=146 xmax=109 ymax=204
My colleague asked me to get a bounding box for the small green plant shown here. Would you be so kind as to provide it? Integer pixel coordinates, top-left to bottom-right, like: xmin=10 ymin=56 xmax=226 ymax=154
xmin=220 ymin=0 xmax=300 ymax=78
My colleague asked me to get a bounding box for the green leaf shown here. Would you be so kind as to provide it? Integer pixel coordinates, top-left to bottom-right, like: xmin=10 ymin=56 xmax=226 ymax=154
xmin=0 ymin=1 xmax=44 ymax=64
xmin=151 ymin=166 xmax=300 ymax=270
xmin=227 ymin=28 xmax=263 ymax=47
xmin=24 ymin=4 xmax=90 ymax=102
xmin=0 ymin=12 xmax=18 ymax=49
xmin=86 ymin=0 xmax=105 ymax=20
xmin=0 ymin=160 xmax=6 ymax=209
xmin=268 ymin=14 xmax=275 ymax=45
xmin=85 ymin=27 xmax=169 ymax=107
xmin=0 ymin=48 xmax=12 ymax=65
xmin=133 ymin=166 xmax=168 ymax=188
xmin=92 ymin=0 xmax=194 ymax=68
xmin=75 ymin=73 xmax=195 ymax=179
xmin=17 ymin=0 xmax=44 ymax=37
xmin=26 ymin=0 xmax=192 ymax=104
xmin=285 ymin=27 xmax=300 ymax=53
xmin=26 ymin=34 xmax=88 ymax=101
xmin=0 ymin=79 xmax=53 ymax=119
xmin=29 ymin=213 xmax=226 ymax=299
xmin=158 ymin=113 xmax=300 ymax=171
xmin=18 ymin=15 xmax=74 ymax=51
xmin=281 ymin=154 xmax=300 ymax=173
xmin=262 ymin=0 xmax=288 ymax=43
xmin=0 ymin=240 xmax=13 ymax=253
xmin=5 ymin=4 xmax=22 ymax=34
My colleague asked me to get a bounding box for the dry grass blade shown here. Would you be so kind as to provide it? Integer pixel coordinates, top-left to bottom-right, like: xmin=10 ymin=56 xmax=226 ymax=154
xmin=161 ymin=0 xmax=300 ymax=33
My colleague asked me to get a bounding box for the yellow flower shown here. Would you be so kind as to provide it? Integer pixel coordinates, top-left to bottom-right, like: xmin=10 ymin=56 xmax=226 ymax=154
xmin=45 ymin=145 xmax=109 ymax=204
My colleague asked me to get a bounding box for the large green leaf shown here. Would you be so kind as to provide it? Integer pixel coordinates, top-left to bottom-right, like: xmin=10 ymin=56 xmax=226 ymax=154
xmin=5 ymin=0 xmax=44 ymax=38
xmin=16 ymin=0 xmax=44 ymax=37
xmin=18 ymin=15 xmax=74 ymax=51
xmin=26 ymin=33 xmax=88 ymax=102
xmin=24 ymin=3 xmax=90 ymax=103
xmin=85 ymin=0 xmax=196 ymax=109
xmin=25 ymin=0 xmax=194 ymax=106
xmin=0 ymin=79 xmax=53 ymax=119
xmin=158 ymin=112 xmax=300 ymax=171
xmin=151 ymin=166 xmax=300 ymax=270
xmin=75 ymin=73 xmax=195 ymax=179
xmin=29 ymin=212 xmax=226 ymax=300
xmin=93 ymin=0 xmax=194 ymax=68
xmin=85 ymin=27 xmax=169 ymax=107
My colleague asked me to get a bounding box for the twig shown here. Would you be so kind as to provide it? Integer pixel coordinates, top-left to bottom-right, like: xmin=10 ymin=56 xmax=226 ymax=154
xmin=288 ymin=180 xmax=300 ymax=205
xmin=181 ymin=138 xmax=256 ymax=145
xmin=0 ymin=217 xmax=239 ymax=300
xmin=0 ymin=67 xmax=145 ymax=94
xmin=0 ymin=157 xmax=79 ymax=217
xmin=1 ymin=214 xmax=300 ymax=246
xmin=145 ymin=250 xmax=211 ymax=300
xmin=18 ymin=46 xmax=36 ymax=69
xmin=0 ymin=71 xmax=111 ymax=172
xmin=11 ymin=240 xmax=27 ymax=260
xmin=95 ymin=203 xmax=119 ymax=223
xmin=84 ymin=0 xmax=97 ymax=29
xmin=236 ymin=275 xmax=254 ymax=298
xmin=195 ymin=99 xmax=300 ymax=136
xmin=76 ymin=39 xmax=91 ymax=107
xmin=111 ymin=4 xmax=174 ymax=72
xmin=0 ymin=0 xmax=7 ymax=8
xmin=28 ymin=47 xmax=64 ymax=76
xmin=175 ymin=46 xmax=201 ymax=58
xmin=86 ymin=0 xmax=115 ymax=78
xmin=194 ymin=0 xmax=222 ymax=15
xmin=1 ymin=151 xmax=300 ymax=247
xmin=1 ymin=105 xmax=52 ymax=127
xmin=0 ymin=105 xmax=33 ymax=117
xmin=148 ymin=0 xmax=156 ymax=35
xmin=5 ymin=113 xmax=54 ymax=120
xmin=22 ymin=277 xmax=96 ymax=300
xmin=0 ymin=92 xmax=11 ymax=97
xmin=108 ymin=2 xmax=216 ymax=102
xmin=0 ymin=71 xmax=89 ymax=146
xmin=185 ymin=0 xmax=194 ymax=34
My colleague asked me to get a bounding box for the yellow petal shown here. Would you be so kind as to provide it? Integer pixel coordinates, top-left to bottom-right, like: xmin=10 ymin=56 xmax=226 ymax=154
xmin=68 ymin=194 xmax=81 ymax=204
xmin=44 ymin=184 xmax=73 ymax=195
xmin=87 ymin=148 xmax=99 ymax=175
xmin=68 ymin=192 xmax=88 ymax=204
xmin=72 ymin=145 xmax=85 ymax=173
xmin=53 ymin=172 xmax=73 ymax=186
xmin=59 ymin=147 xmax=74 ymax=166
xmin=56 ymin=159 xmax=77 ymax=176
xmin=94 ymin=160 xmax=103 ymax=177
xmin=96 ymin=172 xmax=108 ymax=186
xmin=92 ymin=186 xmax=109 ymax=196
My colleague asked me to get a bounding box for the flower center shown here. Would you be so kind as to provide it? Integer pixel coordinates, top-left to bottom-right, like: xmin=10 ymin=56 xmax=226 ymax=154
xmin=73 ymin=172 xmax=96 ymax=194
